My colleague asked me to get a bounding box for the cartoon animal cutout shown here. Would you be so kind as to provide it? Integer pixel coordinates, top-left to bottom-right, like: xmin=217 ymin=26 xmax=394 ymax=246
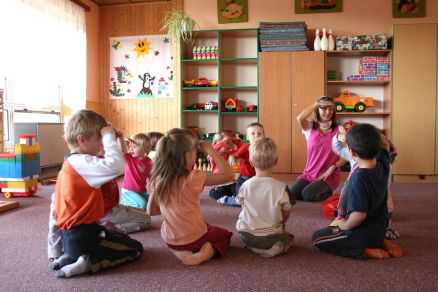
xmin=221 ymin=0 xmax=244 ymax=20
xmin=138 ymin=73 xmax=156 ymax=96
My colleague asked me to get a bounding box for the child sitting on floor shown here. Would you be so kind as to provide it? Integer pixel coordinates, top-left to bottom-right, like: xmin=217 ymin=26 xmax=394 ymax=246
xmin=120 ymin=133 xmax=153 ymax=210
xmin=147 ymin=128 xmax=234 ymax=265
xmin=331 ymin=125 xmax=400 ymax=239
xmin=48 ymin=110 xmax=143 ymax=278
xmin=236 ymin=137 xmax=295 ymax=258
xmin=211 ymin=123 xmax=265 ymax=207
xmin=312 ymin=123 xmax=402 ymax=260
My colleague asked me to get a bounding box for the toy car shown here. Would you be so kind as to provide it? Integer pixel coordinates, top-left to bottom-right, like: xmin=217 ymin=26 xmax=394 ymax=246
xmin=183 ymin=79 xmax=195 ymax=87
xmin=333 ymin=90 xmax=374 ymax=112
xmin=207 ymin=80 xmax=218 ymax=87
xmin=204 ymin=101 xmax=218 ymax=110
xmin=194 ymin=78 xmax=209 ymax=87
xmin=187 ymin=103 xmax=205 ymax=110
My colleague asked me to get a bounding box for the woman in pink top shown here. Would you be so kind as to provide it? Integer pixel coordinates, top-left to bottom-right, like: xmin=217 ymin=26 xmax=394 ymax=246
xmin=147 ymin=128 xmax=234 ymax=265
xmin=289 ymin=96 xmax=346 ymax=202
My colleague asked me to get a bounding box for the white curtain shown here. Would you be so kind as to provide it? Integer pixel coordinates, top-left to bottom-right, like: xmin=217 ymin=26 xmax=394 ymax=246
xmin=0 ymin=0 xmax=86 ymax=111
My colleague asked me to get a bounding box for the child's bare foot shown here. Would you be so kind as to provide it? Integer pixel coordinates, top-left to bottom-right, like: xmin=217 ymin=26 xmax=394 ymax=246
xmin=182 ymin=242 xmax=215 ymax=266
xmin=171 ymin=250 xmax=193 ymax=262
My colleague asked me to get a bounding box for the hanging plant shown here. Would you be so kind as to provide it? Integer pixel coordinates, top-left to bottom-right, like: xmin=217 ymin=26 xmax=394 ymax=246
xmin=161 ymin=9 xmax=199 ymax=44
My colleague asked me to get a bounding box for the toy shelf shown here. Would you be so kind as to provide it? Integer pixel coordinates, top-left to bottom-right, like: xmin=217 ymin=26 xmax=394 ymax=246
xmin=327 ymin=80 xmax=390 ymax=85
xmin=336 ymin=112 xmax=391 ymax=116
xmin=326 ymin=49 xmax=392 ymax=137
xmin=180 ymin=28 xmax=259 ymax=136
xmin=326 ymin=49 xmax=392 ymax=57
xmin=220 ymin=112 xmax=257 ymax=115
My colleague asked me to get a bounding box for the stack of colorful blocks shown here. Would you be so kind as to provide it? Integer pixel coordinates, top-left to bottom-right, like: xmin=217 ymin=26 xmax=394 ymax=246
xmin=0 ymin=134 xmax=40 ymax=198
xmin=347 ymin=56 xmax=390 ymax=81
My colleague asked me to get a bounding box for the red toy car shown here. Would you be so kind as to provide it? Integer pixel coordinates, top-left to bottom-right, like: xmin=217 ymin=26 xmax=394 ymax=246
xmin=195 ymin=77 xmax=209 ymax=87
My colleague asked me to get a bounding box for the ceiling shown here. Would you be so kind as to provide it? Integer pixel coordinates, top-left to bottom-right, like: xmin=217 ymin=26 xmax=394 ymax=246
xmin=92 ymin=0 xmax=170 ymax=5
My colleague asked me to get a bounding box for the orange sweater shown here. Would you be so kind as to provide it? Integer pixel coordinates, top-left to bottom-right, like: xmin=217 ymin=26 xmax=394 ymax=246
xmin=55 ymin=161 xmax=104 ymax=230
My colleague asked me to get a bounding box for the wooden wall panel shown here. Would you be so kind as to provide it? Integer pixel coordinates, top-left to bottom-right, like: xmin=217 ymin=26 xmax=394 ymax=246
xmin=99 ymin=1 xmax=179 ymax=137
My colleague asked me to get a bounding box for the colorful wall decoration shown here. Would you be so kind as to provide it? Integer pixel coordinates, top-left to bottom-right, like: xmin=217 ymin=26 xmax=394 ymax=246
xmin=217 ymin=0 xmax=248 ymax=24
xmin=295 ymin=0 xmax=343 ymax=14
xmin=109 ymin=35 xmax=174 ymax=99
xmin=393 ymin=0 xmax=425 ymax=18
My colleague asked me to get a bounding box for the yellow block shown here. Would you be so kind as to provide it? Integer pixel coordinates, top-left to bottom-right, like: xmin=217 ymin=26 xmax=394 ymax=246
xmin=15 ymin=144 xmax=40 ymax=155
xmin=7 ymin=178 xmax=38 ymax=188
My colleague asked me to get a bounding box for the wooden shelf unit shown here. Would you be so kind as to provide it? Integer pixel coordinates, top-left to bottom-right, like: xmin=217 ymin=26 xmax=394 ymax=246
xmin=326 ymin=49 xmax=392 ymax=137
xmin=180 ymin=29 xmax=259 ymax=136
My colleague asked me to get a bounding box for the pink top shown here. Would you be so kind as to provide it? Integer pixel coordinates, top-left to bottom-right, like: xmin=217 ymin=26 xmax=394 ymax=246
xmin=298 ymin=126 xmax=340 ymax=191
xmin=155 ymin=170 xmax=207 ymax=245
xmin=122 ymin=153 xmax=152 ymax=193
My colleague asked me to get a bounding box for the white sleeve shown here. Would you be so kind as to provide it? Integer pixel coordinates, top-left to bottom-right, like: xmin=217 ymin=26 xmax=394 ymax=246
xmin=68 ymin=132 xmax=125 ymax=188
xmin=47 ymin=193 xmax=63 ymax=258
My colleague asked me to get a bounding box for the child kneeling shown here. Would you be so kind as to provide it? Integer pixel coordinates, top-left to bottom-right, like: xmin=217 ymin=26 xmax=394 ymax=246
xmin=236 ymin=137 xmax=295 ymax=258
xmin=147 ymin=128 xmax=235 ymax=265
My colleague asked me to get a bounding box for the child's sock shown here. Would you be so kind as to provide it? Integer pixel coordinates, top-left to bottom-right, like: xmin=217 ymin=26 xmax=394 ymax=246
xmin=182 ymin=242 xmax=215 ymax=266
xmin=217 ymin=196 xmax=227 ymax=205
xmin=381 ymin=239 xmax=403 ymax=257
xmin=246 ymin=246 xmax=266 ymax=254
xmin=364 ymin=248 xmax=390 ymax=259
xmin=260 ymin=241 xmax=291 ymax=258
xmin=49 ymin=253 xmax=75 ymax=270
xmin=56 ymin=254 xmax=91 ymax=278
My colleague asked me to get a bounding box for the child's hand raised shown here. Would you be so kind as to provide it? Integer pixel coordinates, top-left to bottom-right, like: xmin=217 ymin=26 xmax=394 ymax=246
xmin=101 ymin=125 xmax=116 ymax=136
xmin=199 ymin=141 xmax=214 ymax=154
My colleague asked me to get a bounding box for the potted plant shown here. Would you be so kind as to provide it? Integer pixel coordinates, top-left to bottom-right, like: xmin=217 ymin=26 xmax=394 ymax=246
xmin=161 ymin=9 xmax=199 ymax=44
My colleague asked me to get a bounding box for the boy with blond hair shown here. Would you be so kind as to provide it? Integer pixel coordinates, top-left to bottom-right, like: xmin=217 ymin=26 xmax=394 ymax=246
xmin=48 ymin=110 xmax=143 ymax=278
xmin=214 ymin=122 xmax=265 ymax=206
xmin=236 ymin=137 xmax=295 ymax=258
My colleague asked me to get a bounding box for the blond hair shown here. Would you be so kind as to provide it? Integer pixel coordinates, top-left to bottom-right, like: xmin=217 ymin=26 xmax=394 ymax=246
xmin=64 ymin=110 xmax=107 ymax=148
xmin=131 ymin=133 xmax=151 ymax=150
xmin=249 ymin=137 xmax=277 ymax=171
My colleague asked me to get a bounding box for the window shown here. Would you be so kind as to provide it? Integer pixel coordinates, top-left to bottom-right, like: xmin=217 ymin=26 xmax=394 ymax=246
xmin=0 ymin=0 xmax=86 ymax=147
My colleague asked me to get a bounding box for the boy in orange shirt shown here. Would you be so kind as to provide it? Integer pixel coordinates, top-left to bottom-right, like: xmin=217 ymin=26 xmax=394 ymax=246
xmin=49 ymin=110 xmax=143 ymax=278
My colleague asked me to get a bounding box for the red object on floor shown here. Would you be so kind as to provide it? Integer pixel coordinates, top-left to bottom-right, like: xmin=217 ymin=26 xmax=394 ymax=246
xmin=322 ymin=194 xmax=340 ymax=220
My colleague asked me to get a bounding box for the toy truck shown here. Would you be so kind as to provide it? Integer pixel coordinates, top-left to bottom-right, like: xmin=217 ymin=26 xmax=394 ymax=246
xmin=0 ymin=134 xmax=40 ymax=198
xmin=333 ymin=90 xmax=374 ymax=112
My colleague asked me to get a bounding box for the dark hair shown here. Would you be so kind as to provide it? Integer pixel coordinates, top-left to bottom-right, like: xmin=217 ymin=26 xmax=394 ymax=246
xmin=346 ymin=123 xmax=381 ymax=159
xmin=148 ymin=131 xmax=164 ymax=151
xmin=312 ymin=96 xmax=337 ymax=130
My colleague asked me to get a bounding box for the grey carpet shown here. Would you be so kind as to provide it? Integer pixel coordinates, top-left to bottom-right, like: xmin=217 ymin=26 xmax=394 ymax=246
xmin=0 ymin=183 xmax=437 ymax=291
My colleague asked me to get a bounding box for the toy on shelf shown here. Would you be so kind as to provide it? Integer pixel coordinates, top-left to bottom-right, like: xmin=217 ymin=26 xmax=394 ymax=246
xmin=333 ymin=90 xmax=374 ymax=112
xmin=223 ymin=98 xmax=241 ymax=112
xmin=0 ymin=134 xmax=40 ymax=198
xmin=192 ymin=46 xmax=219 ymax=60
xmin=183 ymin=79 xmax=196 ymax=87
xmin=207 ymin=80 xmax=218 ymax=87
xmin=187 ymin=103 xmax=205 ymax=110
xmin=194 ymin=78 xmax=209 ymax=87
xmin=246 ymin=105 xmax=257 ymax=112
xmin=204 ymin=101 xmax=218 ymax=110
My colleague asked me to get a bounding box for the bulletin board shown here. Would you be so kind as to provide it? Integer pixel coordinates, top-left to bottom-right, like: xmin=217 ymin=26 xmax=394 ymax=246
xmin=109 ymin=35 xmax=174 ymax=99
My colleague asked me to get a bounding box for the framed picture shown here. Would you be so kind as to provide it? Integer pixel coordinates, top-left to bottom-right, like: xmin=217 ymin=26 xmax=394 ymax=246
xmin=393 ymin=0 xmax=425 ymax=18
xmin=218 ymin=0 xmax=248 ymax=24
xmin=295 ymin=0 xmax=343 ymax=14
